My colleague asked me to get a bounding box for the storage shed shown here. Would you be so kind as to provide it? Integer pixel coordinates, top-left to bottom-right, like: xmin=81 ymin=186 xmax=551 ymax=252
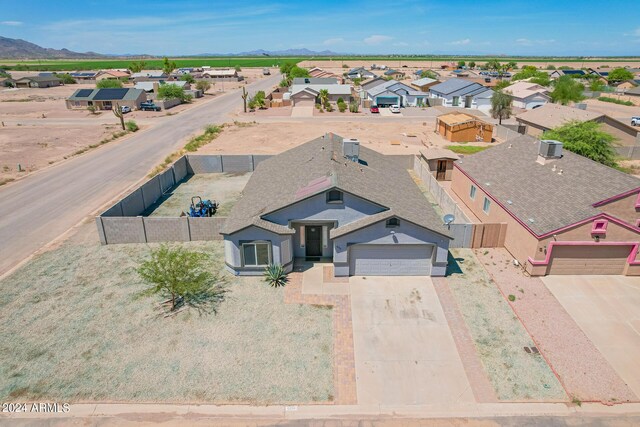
xmin=436 ymin=113 xmax=493 ymax=142
xmin=419 ymin=148 xmax=460 ymax=181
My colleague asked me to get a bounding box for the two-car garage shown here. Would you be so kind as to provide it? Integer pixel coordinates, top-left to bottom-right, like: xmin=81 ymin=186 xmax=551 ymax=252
xmin=546 ymin=244 xmax=633 ymax=275
xmin=348 ymin=244 xmax=434 ymax=276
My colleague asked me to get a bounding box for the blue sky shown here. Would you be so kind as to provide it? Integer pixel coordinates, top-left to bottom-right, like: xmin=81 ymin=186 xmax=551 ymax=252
xmin=1 ymin=0 xmax=639 ymax=56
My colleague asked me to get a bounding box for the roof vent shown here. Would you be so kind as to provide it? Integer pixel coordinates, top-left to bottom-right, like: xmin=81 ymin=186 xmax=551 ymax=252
xmin=342 ymin=138 xmax=360 ymax=162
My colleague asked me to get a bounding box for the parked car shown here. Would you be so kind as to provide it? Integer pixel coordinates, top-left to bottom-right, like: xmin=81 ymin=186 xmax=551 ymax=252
xmin=632 ymin=116 xmax=640 ymax=126
xmin=389 ymin=105 xmax=401 ymax=113
xmin=120 ymin=105 xmax=131 ymax=114
xmin=139 ymin=101 xmax=161 ymax=111
xmin=262 ymin=68 xmax=270 ymax=76
xmin=370 ymin=105 xmax=379 ymax=113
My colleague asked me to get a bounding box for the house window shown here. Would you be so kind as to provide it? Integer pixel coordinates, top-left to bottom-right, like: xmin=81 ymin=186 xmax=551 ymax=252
xmin=470 ymin=185 xmax=477 ymax=200
xmin=241 ymin=242 xmax=271 ymax=267
xmin=483 ymin=197 xmax=491 ymax=214
xmin=591 ymin=219 xmax=608 ymax=236
xmin=386 ymin=218 xmax=400 ymax=228
xmin=326 ymin=190 xmax=343 ymax=204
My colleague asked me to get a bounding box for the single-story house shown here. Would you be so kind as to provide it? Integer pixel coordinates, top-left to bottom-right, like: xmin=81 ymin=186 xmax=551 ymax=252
xmin=411 ymin=77 xmax=439 ymax=92
xmin=0 ymin=77 xmax=15 ymax=87
xmin=134 ymin=80 xmax=190 ymax=93
xmin=66 ymin=88 xmax=147 ymax=110
xmin=625 ymin=86 xmax=640 ymax=97
xmin=419 ymin=148 xmax=460 ymax=181
xmin=616 ymin=80 xmax=640 ymax=91
xmin=289 ymin=84 xmax=352 ymax=106
xmin=516 ymin=103 xmax=640 ymax=148
xmin=220 ymin=133 xmax=452 ymax=276
xmin=199 ymin=69 xmax=240 ymax=80
xmin=346 ymin=67 xmax=376 ymax=80
xmin=366 ymin=80 xmax=428 ymax=107
xmin=292 ymin=77 xmax=339 ymax=86
xmin=549 ymin=69 xmax=586 ymax=79
xmin=451 ymin=135 xmax=640 ymax=276
xmin=308 ymin=67 xmax=343 ymax=82
xmin=436 ymin=112 xmax=494 ymax=143
xmin=429 ymin=79 xmax=494 ymax=111
xmin=503 ymin=81 xmax=551 ymax=109
xmin=96 ymin=70 xmax=130 ymax=81
xmin=14 ymin=76 xmax=62 ymax=88
xmin=70 ymin=71 xmax=101 ymax=81
xmin=384 ymin=69 xmax=405 ymax=79
xmin=360 ymin=76 xmax=386 ymax=92
xmin=130 ymin=71 xmax=169 ymax=82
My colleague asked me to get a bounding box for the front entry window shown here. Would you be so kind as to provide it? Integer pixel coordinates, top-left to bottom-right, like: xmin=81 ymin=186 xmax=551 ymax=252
xmin=242 ymin=242 xmax=271 ymax=266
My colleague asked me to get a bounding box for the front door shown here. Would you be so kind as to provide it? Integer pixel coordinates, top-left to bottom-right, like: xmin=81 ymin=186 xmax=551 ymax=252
xmin=305 ymin=226 xmax=322 ymax=257
xmin=436 ymin=160 xmax=447 ymax=180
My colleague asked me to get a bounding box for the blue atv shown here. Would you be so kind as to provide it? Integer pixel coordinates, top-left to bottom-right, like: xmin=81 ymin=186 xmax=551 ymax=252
xmin=186 ymin=196 xmax=218 ymax=217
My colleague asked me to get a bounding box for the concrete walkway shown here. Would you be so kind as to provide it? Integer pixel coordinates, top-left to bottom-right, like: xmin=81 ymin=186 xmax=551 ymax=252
xmin=350 ymin=276 xmax=474 ymax=405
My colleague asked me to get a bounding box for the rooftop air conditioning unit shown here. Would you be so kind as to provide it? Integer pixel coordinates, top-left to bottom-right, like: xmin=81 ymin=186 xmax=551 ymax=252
xmin=342 ymin=138 xmax=360 ymax=162
xmin=539 ymin=140 xmax=563 ymax=158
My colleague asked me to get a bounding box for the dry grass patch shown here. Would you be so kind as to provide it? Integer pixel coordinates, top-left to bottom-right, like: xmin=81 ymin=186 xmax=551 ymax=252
xmin=0 ymin=230 xmax=333 ymax=403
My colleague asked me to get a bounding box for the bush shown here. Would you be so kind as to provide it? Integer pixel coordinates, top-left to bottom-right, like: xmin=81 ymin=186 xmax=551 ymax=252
xmin=96 ymin=79 xmax=123 ymax=89
xmin=337 ymin=97 xmax=344 ymax=104
xmin=338 ymin=102 xmax=347 ymax=112
xmin=87 ymin=105 xmax=97 ymax=114
xmin=180 ymin=73 xmax=195 ymax=84
xmin=598 ymin=96 xmax=634 ymax=106
xmin=348 ymin=101 xmax=359 ymax=113
xmin=54 ymin=73 xmax=76 ymax=84
xmin=234 ymin=65 xmax=242 ymax=72
xmin=157 ymin=84 xmax=192 ymax=103
xmin=125 ymin=120 xmax=139 ymax=132
xmin=195 ymin=80 xmax=211 ymax=93
xmin=264 ymin=264 xmax=288 ymax=288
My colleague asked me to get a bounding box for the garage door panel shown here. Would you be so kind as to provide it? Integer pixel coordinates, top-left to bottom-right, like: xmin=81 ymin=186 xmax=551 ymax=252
xmin=349 ymin=244 xmax=433 ymax=276
xmin=548 ymin=245 xmax=630 ymax=275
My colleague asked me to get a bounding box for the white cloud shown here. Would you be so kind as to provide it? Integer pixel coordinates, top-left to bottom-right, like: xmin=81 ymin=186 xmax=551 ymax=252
xmin=363 ymin=34 xmax=392 ymax=45
xmin=624 ymin=27 xmax=640 ymax=37
xmin=393 ymin=42 xmax=409 ymax=47
xmin=1 ymin=21 xmax=23 ymax=26
xmin=449 ymin=38 xmax=471 ymax=45
xmin=323 ymin=38 xmax=344 ymax=46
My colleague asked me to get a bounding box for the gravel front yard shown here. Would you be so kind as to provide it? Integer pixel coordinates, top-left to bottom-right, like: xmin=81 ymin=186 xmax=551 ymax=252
xmin=446 ymin=249 xmax=566 ymax=401
xmin=0 ymin=225 xmax=333 ymax=403
xmin=145 ymin=172 xmax=251 ymax=217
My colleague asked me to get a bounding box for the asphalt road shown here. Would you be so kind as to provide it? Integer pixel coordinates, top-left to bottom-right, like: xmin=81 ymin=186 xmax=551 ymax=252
xmin=0 ymin=74 xmax=280 ymax=276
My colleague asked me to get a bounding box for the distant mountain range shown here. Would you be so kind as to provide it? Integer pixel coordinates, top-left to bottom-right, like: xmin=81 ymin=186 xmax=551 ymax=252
xmin=0 ymin=36 xmax=104 ymax=59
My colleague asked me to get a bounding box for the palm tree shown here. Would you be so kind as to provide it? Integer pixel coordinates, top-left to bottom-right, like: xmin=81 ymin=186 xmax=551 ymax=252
xmin=490 ymin=91 xmax=513 ymax=125
xmin=319 ymin=89 xmax=330 ymax=108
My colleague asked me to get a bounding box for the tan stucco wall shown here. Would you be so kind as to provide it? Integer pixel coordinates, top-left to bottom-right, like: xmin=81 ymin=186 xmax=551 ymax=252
xmin=596 ymin=192 xmax=640 ymax=226
xmin=427 ymin=159 xmax=454 ymax=180
xmin=451 ymin=167 xmax=539 ymax=265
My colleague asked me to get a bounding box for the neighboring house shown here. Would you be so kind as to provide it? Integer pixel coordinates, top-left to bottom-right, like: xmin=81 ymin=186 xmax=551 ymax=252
xmin=0 ymin=77 xmax=15 ymax=87
xmin=199 ymin=69 xmax=241 ymax=80
xmin=411 ymin=77 xmax=439 ymax=92
xmin=289 ymin=84 xmax=352 ymax=106
xmin=451 ymin=135 xmax=640 ymax=276
xmin=516 ymin=103 xmax=640 ymax=147
xmin=130 ymin=71 xmax=169 ymax=82
xmin=365 ymin=80 xmax=429 ymax=107
xmin=96 ymin=70 xmax=130 ymax=81
xmin=429 ymin=79 xmax=494 ymax=111
xmin=65 ymin=88 xmax=147 ymax=110
xmin=308 ymin=67 xmax=343 ymax=82
xmin=503 ymin=81 xmax=551 ymax=109
xmin=360 ymin=76 xmax=386 ymax=92
xmin=70 ymin=71 xmax=101 ymax=81
xmin=549 ymin=69 xmax=586 ymax=79
xmin=418 ymin=148 xmax=460 ymax=181
xmin=292 ymin=77 xmax=339 ymax=86
xmin=384 ymin=69 xmax=405 ymax=79
xmin=436 ymin=112 xmax=494 ymax=143
xmin=14 ymin=76 xmax=61 ymax=88
xmin=134 ymin=80 xmax=190 ymax=93
xmin=617 ymin=80 xmax=640 ymax=91
xmin=626 ymin=86 xmax=640 ymax=97
xmin=346 ymin=67 xmax=376 ymax=80
xmin=220 ymin=133 xmax=452 ymax=277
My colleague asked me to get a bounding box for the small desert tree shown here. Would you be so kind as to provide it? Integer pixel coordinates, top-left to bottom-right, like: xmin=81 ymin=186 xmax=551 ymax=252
xmin=162 ymin=57 xmax=177 ymax=75
xmin=180 ymin=73 xmax=195 ymax=84
xmin=157 ymin=84 xmax=192 ymax=102
xmin=54 ymin=73 xmax=76 ymax=84
xmin=468 ymin=61 xmax=476 ymax=69
xmin=195 ymin=80 xmax=211 ymax=93
xmin=550 ymin=75 xmax=585 ymax=105
xmin=490 ymin=91 xmax=513 ymax=125
xmin=138 ymin=245 xmax=228 ymax=312
xmin=97 ymin=79 xmax=123 ymax=89
xmin=420 ymin=70 xmax=438 ymax=79
xmin=542 ymin=121 xmax=617 ymax=167
xmin=128 ymin=61 xmax=146 ymax=73
xmin=607 ymin=68 xmax=634 ymax=84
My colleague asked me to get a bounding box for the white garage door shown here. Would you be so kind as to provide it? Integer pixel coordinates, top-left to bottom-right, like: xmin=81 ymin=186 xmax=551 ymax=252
xmin=349 ymin=244 xmax=433 ymax=276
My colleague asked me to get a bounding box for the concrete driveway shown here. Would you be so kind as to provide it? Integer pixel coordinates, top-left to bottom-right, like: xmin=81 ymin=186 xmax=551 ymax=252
xmin=350 ymin=276 xmax=474 ymax=405
xmin=543 ymin=276 xmax=640 ymax=397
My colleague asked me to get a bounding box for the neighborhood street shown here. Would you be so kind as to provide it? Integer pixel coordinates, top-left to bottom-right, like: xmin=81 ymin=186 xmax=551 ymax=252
xmin=0 ymin=74 xmax=280 ymax=276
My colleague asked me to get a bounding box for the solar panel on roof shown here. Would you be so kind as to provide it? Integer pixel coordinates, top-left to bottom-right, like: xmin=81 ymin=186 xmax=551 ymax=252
xmin=93 ymin=88 xmax=129 ymax=100
xmin=75 ymin=89 xmax=93 ymax=98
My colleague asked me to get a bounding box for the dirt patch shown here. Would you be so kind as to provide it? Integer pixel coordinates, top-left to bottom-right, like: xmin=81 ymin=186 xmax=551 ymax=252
xmin=0 ymin=222 xmax=333 ymax=404
xmin=445 ymin=248 xmax=566 ymax=401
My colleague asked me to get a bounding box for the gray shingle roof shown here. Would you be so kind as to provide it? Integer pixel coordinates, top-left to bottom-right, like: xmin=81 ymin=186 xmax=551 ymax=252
xmin=17 ymin=76 xmax=61 ymax=83
xmin=220 ymin=134 xmax=451 ymax=239
xmin=456 ymin=135 xmax=640 ymax=235
xmin=429 ymin=78 xmax=492 ymax=97
xmin=290 ymin=84 xmax=352 ymax=96
xmin=67 ymin=88 xmax=145 ymax=101
xmin=516 ymin=103 xmax=603 ymax=129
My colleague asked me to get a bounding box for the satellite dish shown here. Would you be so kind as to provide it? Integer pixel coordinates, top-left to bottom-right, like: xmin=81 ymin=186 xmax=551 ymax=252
xmin=443 ymin=214 xmax=455 ymax=225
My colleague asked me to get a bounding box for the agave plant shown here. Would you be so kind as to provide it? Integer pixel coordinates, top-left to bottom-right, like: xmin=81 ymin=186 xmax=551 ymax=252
xmin=264 ymin=264 xmax=288 ymax=288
